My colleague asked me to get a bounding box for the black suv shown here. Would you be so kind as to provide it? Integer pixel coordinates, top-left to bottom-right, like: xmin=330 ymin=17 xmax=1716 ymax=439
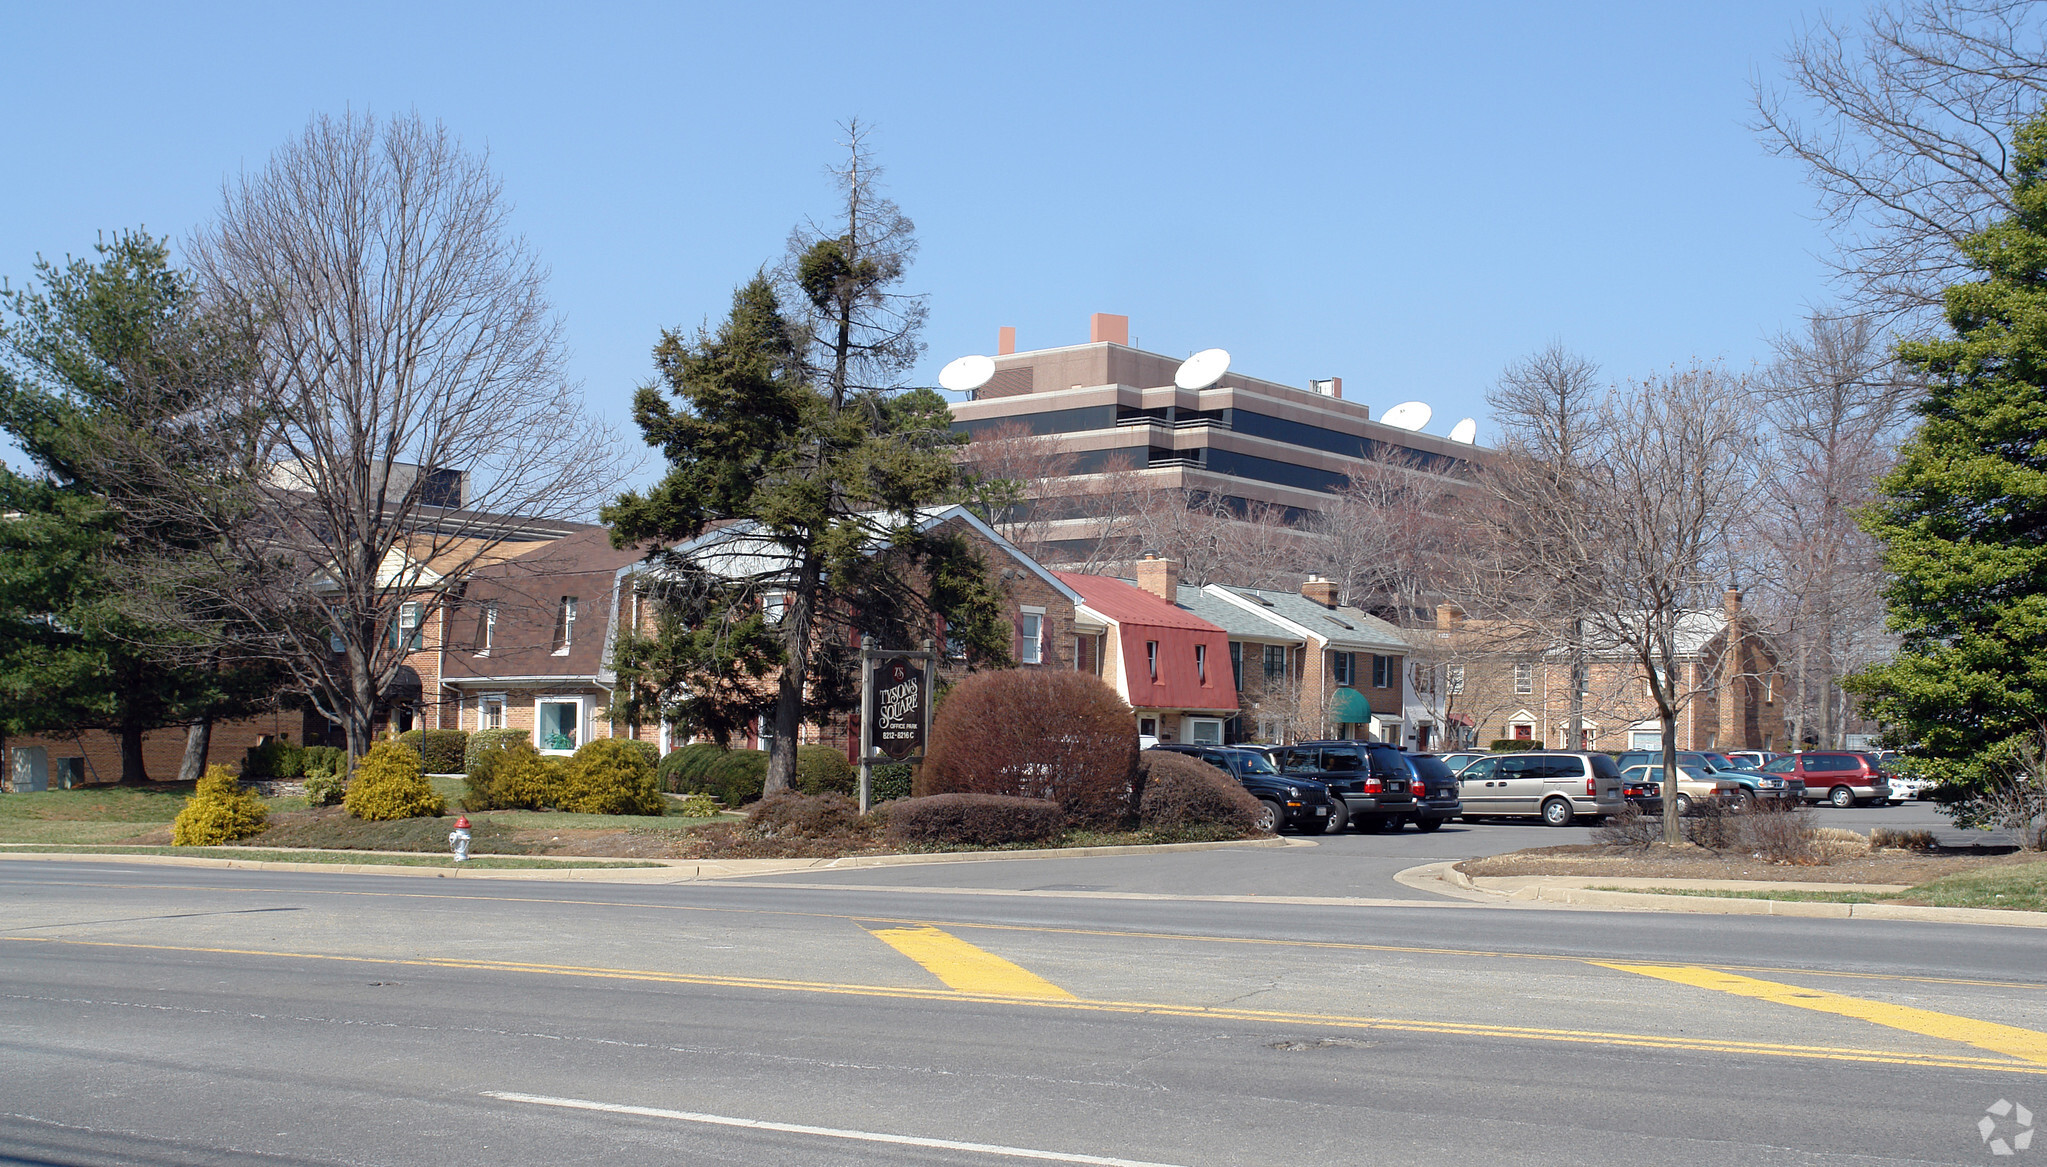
xmin=1147 ymin=744 xmax=1338 ymax=834
xmin=1270 ymin=740 xmax=1419 ymax=832
xmin=1404 ymin=753 xmax=1467 ymax=832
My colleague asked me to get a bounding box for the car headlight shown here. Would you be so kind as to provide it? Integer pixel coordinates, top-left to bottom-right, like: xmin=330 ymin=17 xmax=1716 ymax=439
xmin=1286 ymin=786 xmax=1301 ymax=798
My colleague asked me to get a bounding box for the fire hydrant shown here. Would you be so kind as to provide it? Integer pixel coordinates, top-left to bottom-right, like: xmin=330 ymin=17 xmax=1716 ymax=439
xmin=448 ymin=816 xmax=471 ymax=863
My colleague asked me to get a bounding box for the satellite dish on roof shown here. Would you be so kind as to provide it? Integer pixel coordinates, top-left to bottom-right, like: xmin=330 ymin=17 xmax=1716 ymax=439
xmin=1174 ymin=348 xmax=1231 ymax=390
xmin=1449 ymin=417 xmax=1478 ymax=443
xmin=1381 ymin=401 xmax=1433 ymax=431
xmin=938 ymin=354 xmax=996 ymax=394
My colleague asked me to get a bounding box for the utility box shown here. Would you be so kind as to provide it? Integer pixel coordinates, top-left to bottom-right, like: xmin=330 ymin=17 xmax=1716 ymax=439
xmin=8 ymin=747 xmax=48 ymax=792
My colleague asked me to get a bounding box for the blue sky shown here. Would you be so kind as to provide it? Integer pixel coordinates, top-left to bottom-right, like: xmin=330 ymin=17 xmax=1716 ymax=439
xmin=3 ymin=1 xmax=1838 ymax=476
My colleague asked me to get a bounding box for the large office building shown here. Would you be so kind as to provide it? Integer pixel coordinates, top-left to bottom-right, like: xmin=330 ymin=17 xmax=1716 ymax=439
xmin=947 ymin=312 xmax=1477 ymax=559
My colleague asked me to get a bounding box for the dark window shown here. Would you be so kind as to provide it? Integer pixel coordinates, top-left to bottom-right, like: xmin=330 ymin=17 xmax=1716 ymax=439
xmin=1263 ymin=644 xmax=1286 ymax=681
xmin=1332 ymin=652 xmax=1356 ymax=687
xmin=1320 ymin=748 xmax=1364 ymax=773
xmin=1229 ymin=641 xmax=1243 ymax=690
xmin=1196 ymin=643 xmax=1208 ymax=684
xmin=1371 ymin=654 xmax=1392 ymax=688
xmin=1590 ymin=755 xmax=1622 ymax=780
xmin=1545 ymin=756 xmax=1586 ymax=778
xmin=951 ymin=405 xmax=1117 ymax=440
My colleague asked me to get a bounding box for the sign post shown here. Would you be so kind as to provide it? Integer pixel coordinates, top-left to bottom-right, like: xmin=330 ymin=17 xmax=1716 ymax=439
xmin=858 ymin=636 xmax=935 ymax=814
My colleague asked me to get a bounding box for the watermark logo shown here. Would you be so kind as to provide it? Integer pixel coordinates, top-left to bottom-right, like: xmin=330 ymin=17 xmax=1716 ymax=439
xmin=1981 ymin=1100 xmax=2035 ymax=1156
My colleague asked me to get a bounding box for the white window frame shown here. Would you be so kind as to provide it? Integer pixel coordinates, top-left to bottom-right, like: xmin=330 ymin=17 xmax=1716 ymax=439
xmin=1513 ymin=662 xmax=1532 ymax=695
xmin=1371 ymin=654 xmax=1392 ymax=689
xmin=534 ymin=695 xmax=585 ymax=754
xmin=397 ymin=601 xmax=423 ymax=652
xmin=1187 ymin=717 xmax=1224 ymax=745
xmin=1195 ymin=643 xmax=1207 ymax=684
xmin=1146 ymin=640 xmax=1159 ymax=682
xmin=1629 ymin=727 xmax=1663 ymax=750
xmin=476 ymin=603 xmax=497 ymax=656
xmin=479 ymin=693 xmax=507 ymax=732
xmin=763 ymin=591 xmax=787 ymax=625
xmin=553 ymin=596 xmax=579 ymax=656
xmin=1018 ymin=607 xmax=1045 ymax=665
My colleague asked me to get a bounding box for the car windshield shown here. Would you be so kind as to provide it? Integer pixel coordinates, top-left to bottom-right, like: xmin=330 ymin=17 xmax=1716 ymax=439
xmin=1235 ymin=752 xmax=1277 ymax=775
xmin=1409 ymin=756 xmax=1454 ymax=781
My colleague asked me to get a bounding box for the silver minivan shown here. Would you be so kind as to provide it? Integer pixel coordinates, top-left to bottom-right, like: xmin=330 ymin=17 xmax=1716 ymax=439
xmin=1458 ymin=751 xmax=1627 ymax=826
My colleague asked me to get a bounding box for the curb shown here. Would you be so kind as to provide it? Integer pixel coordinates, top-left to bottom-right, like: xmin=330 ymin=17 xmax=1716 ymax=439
xmin=0 ymin=834 xmax=1294 ymax=883
xmin=1406 ymin=862 xmax=2047 ymax=928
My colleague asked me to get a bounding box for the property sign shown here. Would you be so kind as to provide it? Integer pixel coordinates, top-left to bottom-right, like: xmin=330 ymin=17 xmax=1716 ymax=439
xmin=868 ymin=654 xmax=927 ymax=761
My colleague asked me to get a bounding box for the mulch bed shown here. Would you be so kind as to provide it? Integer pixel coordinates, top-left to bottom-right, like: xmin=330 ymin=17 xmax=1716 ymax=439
xmin=1456 ymin=842 xmax=2029 ymax=885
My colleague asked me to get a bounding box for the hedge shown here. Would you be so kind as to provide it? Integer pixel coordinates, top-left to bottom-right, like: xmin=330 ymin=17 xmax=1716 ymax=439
xmin=241 ymin=735 xmax=305 ymax=779
xmin=397 ymin=729 xmax=470 ymax=774
xmin=560 ymin=738 xmax=664 ymax=816
xmin=870 ymin=762 xmax=913 ymax=803
xmin=658 ymin=742 xmax=726 ymax=794
xmin=465 ymin=728 xmax=532 ymax=775
xmin=704 ymin=749 xmax=769 ymax=807
xmin=492 ymin=750 xmax=568 ymax=811
xmin=343 ymin=741 xmax=446 ymax=821
xmin=884 ymin=793 xmax=1066 ymax=847
xmin=747 ymin=790 xmax=863 ymax=839
xmin=1137 ymin=751 xmax=1262 ymax=834
xmin=795 ymin=745 xmax=857 ymax=796
xmin=918 ymin=669 xmax=1139 ymax=829
xmin=1488 ymin=739 xmax=1545 ymax=752
xmin=172 ymin=766 xmax=269 ymax=845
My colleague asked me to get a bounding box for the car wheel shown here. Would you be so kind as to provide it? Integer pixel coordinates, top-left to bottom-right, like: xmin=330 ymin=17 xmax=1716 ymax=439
xmin=1829 ymin=785 xmax=1856 ymax=809
xmin=1412 ymin=817 xmax=1444 ymax=833
xmin=1730 ymin=788 xmax=1755 ymax=812
xmin=1323 ymin=802 xmax=1349 ymax=834
xmin=1254 ymin=800 xmax=1282 ymax=833
xmin=1541 ymin=798 xmax=1575 ymax=828
xmin=1674 ymin=793 xmax=1693 ymax=815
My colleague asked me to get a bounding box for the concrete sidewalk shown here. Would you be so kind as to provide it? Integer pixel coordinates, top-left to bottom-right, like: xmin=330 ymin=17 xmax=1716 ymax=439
xmin=1395 ymin=859 xmax=2047 ymax=928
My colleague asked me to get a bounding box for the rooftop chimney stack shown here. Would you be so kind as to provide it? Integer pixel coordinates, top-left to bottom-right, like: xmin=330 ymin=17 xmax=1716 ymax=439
xmin=1134 ymin=552 xmax=1181 ymax=603
xmin=1310 ymin=377 xmax=1344 ymax=399
xmin=1089 ymin=313 xmax=1129 ymax=346
xmin=1301 ymin=573 xmax=1339 ymax=609
xmin=997 ymin=326 xmax=1016 ymax=356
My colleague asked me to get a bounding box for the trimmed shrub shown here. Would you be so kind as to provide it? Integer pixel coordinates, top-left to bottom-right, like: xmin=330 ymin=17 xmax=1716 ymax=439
xmin=669 ymin=792 xmax=720 ymax=818
xmin=705 ymin=748 xmax=770 ymax=806
xmin=919 ymin=670 xmax=1139 ymax=829
xmin=884 ymin=793 xmax=1066 ymax=848
xmin=1488 ymin=739 xmax=1544 ymax=752
xmin=796 ymin=744 xmax=857 ymax=796
xmin=395 ymin=729 xmax=469 ymax=774
xmin=492 ymin=750 xmax=568 ymax=810
xmin=463 ymin=738 xmax=537 ymax=810
xmin=658 ymin=742 xmax=727 ymax=794
xmin=465 ymin=728 xmax=532 ymax=776
xmin=303 ymin=772 xmax=345 ymax=808
xmin=302 ymin=746 xmax=347 ymax=780
xmin=1136 ymin=751 xmax=1261 ymax=835
xmin=616 ymin=738 xmax=660 ymax=771
xmin=343 ymin=741 xmax=447 ymax=821
xmin=172 ymin=765 xmax=270 ymax=845
xmin=747 ymin=790 xmax=863 ymax=839
xmin=870 ymin=762 xmax=913 ymax=803
xmin=241 ymin=735 xmax=305 ymax=778
xmin=560 ymin=738 xmax=664 ymax=816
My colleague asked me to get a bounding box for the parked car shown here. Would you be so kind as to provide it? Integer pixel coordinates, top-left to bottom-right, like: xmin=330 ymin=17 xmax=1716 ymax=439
xmin=1887 ymin=773 xmax=1929 ymax=802
xmin=1436 ymin=751 xmax=1489 ymax=775
xmin=1620 ymin=774 xmax=1666 ymax=816
xmin=1404 ymin=753 xmax=1466 ymax=832
xmin=1724 ymin=750 xmax=1782 ymax=769
xmin=1761 ymin=752 xmax=1892 ymax=807
xmin=1618 ymin=763 xmax=1739 ymax=814
xmin=1455 ymin=751 xmax=1626 ymax=826
xmin=1617 ymin=749 xmax=1743 ymax=774
xmin=1271 ymin=740 xmax=1419 ymax=832
xmin=1148 ymin=744 xmax=1337 ymax=834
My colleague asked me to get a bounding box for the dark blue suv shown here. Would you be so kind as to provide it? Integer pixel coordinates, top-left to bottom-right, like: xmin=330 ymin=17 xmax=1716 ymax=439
xmin=1148 ymin=745 xmax=1338 ymax=834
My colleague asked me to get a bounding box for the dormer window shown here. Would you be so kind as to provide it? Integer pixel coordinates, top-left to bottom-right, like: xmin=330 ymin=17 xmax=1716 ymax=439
xmin=552 ymin=596 xmax=578 ymax=655
xmin=474 ymin=603 xmax=497 ymax=656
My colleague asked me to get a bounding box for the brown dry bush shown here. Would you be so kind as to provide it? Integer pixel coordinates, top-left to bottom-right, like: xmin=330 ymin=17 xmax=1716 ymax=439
xmin=1871 ymin=827 xmax=1938 ymax=852
xmin=1685 ymin=800 xmax=1820 ymax=863
xmin=746 ymin=791 xmax=866 ymax=840
xmin=1592 ymin=802 xmax=1662 ymax=849
xmin=918 ymin=669 xmax=1140 ymax=829
xmin=884 ymin=793 xmax=1066 ymax=848
xmin=1136 ymin=751 xmax=1261 ymax=835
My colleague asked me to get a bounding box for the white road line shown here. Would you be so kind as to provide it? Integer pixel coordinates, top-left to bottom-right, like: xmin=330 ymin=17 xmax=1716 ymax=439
xmin=482 ymin=1091 xmax=1192 ymax=1166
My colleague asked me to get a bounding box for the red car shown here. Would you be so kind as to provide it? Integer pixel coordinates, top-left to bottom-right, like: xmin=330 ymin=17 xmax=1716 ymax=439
xmin=1760 ymin=752 xmax=1891 ymax=808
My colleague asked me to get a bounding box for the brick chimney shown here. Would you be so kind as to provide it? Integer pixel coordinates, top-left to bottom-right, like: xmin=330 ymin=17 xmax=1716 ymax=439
xmin=1090 ymin=313 xmax=1129 ymax=346
xmin=997 ymin=326 xmax=1016 ymax=356
xmin=1301 ymin=573 xmax=1339 ymax=609
xmin=1719 ymin=585 xmax=1744 ymax=749
xmin=1435 ymin=602 xmax=1463 ymax=630
xmin=1133 ymin=552 xmax=1180 ymax=602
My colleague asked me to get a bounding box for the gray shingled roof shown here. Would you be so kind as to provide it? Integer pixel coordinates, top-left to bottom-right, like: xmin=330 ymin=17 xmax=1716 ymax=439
xmin=1213 ymin=586 xmax=1412 ymax=653
xmin=1175 ymin=584 xmax=1301 ymax=642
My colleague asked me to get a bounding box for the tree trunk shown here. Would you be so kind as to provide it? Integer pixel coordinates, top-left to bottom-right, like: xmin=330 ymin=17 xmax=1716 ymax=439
xmin=765 ymin=548 xmax=824 ymax=795
xmin=178 ymin=719 xmax=213 ymax=783
xmin=119 ymin=722 xmax=149 ymax=785
xmin=1660 ymin=706 xmax=1681 ymax=846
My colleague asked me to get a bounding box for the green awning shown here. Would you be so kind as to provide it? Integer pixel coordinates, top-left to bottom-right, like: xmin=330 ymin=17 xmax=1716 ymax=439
xmin=1330 ymin=686 xmax=1370 ymax=723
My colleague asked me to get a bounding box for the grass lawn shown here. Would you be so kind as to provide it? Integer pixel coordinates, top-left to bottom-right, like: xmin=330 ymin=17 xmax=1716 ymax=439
xmin=0 ymin=844 xmax=661 ymax=869
xmin=1593 ymin=859 xmax=2047 ymax=912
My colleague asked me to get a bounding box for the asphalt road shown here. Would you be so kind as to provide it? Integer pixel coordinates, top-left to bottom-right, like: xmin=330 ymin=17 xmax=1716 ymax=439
xmin=3 ymin=843 xmax=2041 ymax=1167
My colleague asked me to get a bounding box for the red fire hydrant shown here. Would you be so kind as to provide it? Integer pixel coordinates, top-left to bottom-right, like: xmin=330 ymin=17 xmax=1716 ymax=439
xmin=449 ymin=816 xmax=472 ymax=863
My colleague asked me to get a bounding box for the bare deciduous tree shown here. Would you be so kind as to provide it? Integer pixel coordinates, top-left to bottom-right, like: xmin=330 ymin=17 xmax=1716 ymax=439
xmin=1754 ymin=0 xmax=2047 ymax=320
xmin=1313 ymin=453 xmax=1461 ymax=622
xmin=1745 ymin=312 xmax=1919 ymax=748
xmin=184 ymin=111 xmax=628 ymax=758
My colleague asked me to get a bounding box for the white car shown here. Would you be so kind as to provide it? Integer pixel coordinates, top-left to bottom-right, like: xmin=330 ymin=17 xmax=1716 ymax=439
xmin=1887 ymin=774 xmax=1928 ymax=802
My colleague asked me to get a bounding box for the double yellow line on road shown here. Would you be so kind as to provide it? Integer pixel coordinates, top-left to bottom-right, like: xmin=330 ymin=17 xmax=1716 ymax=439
xmin=11 ymin=932 xmax=2046 ymax=1077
